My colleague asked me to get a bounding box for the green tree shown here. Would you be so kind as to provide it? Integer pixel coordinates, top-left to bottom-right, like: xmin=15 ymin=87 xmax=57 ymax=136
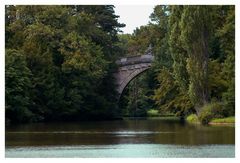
xmin=168 ymin=5 xmax=189 ymax=92
xmin=150 ymin=5 xmax=172 ymax=69
xmin=5 ymin=49 xmax=34 ymax=123
xmin=218 ymin=6 xmax=235 ymax=115
xmin=180 ymin=6 xmax=213 ymax=114
xmin=5 ymin=5 xmax=125 ymax=123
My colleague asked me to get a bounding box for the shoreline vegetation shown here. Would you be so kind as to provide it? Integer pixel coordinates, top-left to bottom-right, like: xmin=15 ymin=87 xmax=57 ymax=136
xmin=186 ymin=114 xmax=235 ymax=125
xmin=146 ymin=109 xmax=235 ymax=125
xmin=147 ymin=109 xmax=235 ymax=125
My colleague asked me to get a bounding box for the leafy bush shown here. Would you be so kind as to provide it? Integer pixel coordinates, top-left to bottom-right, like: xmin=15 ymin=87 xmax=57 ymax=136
xmin=199 ymin=102 xmax=225 ymax=125
xmin=186 ymin=114 xmax=199 ymax=123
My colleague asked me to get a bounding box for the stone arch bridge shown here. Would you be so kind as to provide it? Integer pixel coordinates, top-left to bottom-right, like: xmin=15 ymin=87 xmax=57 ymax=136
xmin=114 ymin=52 xmax=154 ymax=98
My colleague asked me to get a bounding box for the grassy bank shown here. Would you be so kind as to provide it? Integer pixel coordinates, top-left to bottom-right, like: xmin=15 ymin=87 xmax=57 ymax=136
xmin=147 ymin=109 xmax=175 ymax=117
xmin=210 ymin=116 xmax=235 ymax=124
xmin=186 ymin=114 xmax=235 ymax=125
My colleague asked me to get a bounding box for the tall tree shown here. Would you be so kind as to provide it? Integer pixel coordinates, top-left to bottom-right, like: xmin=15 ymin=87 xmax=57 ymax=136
xmin=168 ymin=5 xmax=189 ymax=92
xmin=180 ymin=6 xmax=213 ymax=114
xmin=218 ymin=6 xmax=235 ymax=115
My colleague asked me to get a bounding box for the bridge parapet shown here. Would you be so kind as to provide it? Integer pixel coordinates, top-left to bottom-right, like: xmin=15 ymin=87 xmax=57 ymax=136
xmin=116 ymin=54 xmax=154 ymax=66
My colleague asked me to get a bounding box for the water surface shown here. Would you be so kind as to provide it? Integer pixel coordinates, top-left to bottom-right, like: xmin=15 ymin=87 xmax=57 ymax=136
xmin=5 ymin=117 xmax=235 ymax=157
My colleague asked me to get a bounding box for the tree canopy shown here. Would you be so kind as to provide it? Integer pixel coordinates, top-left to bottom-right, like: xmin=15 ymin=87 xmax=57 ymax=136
xmin=6 ymin=5 xmax=125 ymax=123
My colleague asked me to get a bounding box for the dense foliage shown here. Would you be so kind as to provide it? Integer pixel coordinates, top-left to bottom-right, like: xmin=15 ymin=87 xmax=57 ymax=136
xmin=6 ymin=5 xmax=125 ymax=123
xmin=119 ymin=5 xmax=235 ymax=121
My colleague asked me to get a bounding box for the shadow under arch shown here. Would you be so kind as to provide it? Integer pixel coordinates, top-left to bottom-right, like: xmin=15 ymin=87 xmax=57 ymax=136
xmin=118 ymin=67 xmax=151 ymax=102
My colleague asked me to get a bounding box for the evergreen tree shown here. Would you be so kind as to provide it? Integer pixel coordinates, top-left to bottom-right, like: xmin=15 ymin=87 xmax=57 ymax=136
xmin=168 ymin=5 xmax=189 ymax=92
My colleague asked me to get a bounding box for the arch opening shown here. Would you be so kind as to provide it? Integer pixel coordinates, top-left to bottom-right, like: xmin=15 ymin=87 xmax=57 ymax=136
xmin=117 ymin=67 xmax=151 ymax=100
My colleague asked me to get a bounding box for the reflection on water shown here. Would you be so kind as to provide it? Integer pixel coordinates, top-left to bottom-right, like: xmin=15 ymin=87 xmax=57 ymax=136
xmin=5 ymin=117 xmax=235 ymax=157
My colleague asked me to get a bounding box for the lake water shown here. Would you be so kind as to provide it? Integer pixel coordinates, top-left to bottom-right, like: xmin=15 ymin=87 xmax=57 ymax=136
xmin=5 ymin=117 xmax=235 ymax=158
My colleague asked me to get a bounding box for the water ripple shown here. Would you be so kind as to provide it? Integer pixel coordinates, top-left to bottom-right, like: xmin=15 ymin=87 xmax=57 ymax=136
xmin=7 ymin=131 xmax=175 ymax=135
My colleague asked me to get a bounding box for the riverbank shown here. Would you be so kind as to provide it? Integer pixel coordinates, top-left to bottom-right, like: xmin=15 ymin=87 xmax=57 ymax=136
xmin=186 ymin=114 xmax=235 ymax=125
xmin=209 ymin=117 xmax=235 ymax=125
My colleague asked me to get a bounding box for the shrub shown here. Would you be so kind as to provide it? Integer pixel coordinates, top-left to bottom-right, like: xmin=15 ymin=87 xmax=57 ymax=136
xmin=186 ymin=114 xmax=199 ymax=123
xmin=199 ymin=102 xmax=224 ymax=125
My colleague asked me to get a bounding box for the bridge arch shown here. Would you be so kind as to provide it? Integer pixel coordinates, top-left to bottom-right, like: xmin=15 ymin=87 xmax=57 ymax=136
xmin=114 ymin=53 xmax=154 ymax=99
xmin=118 ymin=67 xmax=151 ymax=99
